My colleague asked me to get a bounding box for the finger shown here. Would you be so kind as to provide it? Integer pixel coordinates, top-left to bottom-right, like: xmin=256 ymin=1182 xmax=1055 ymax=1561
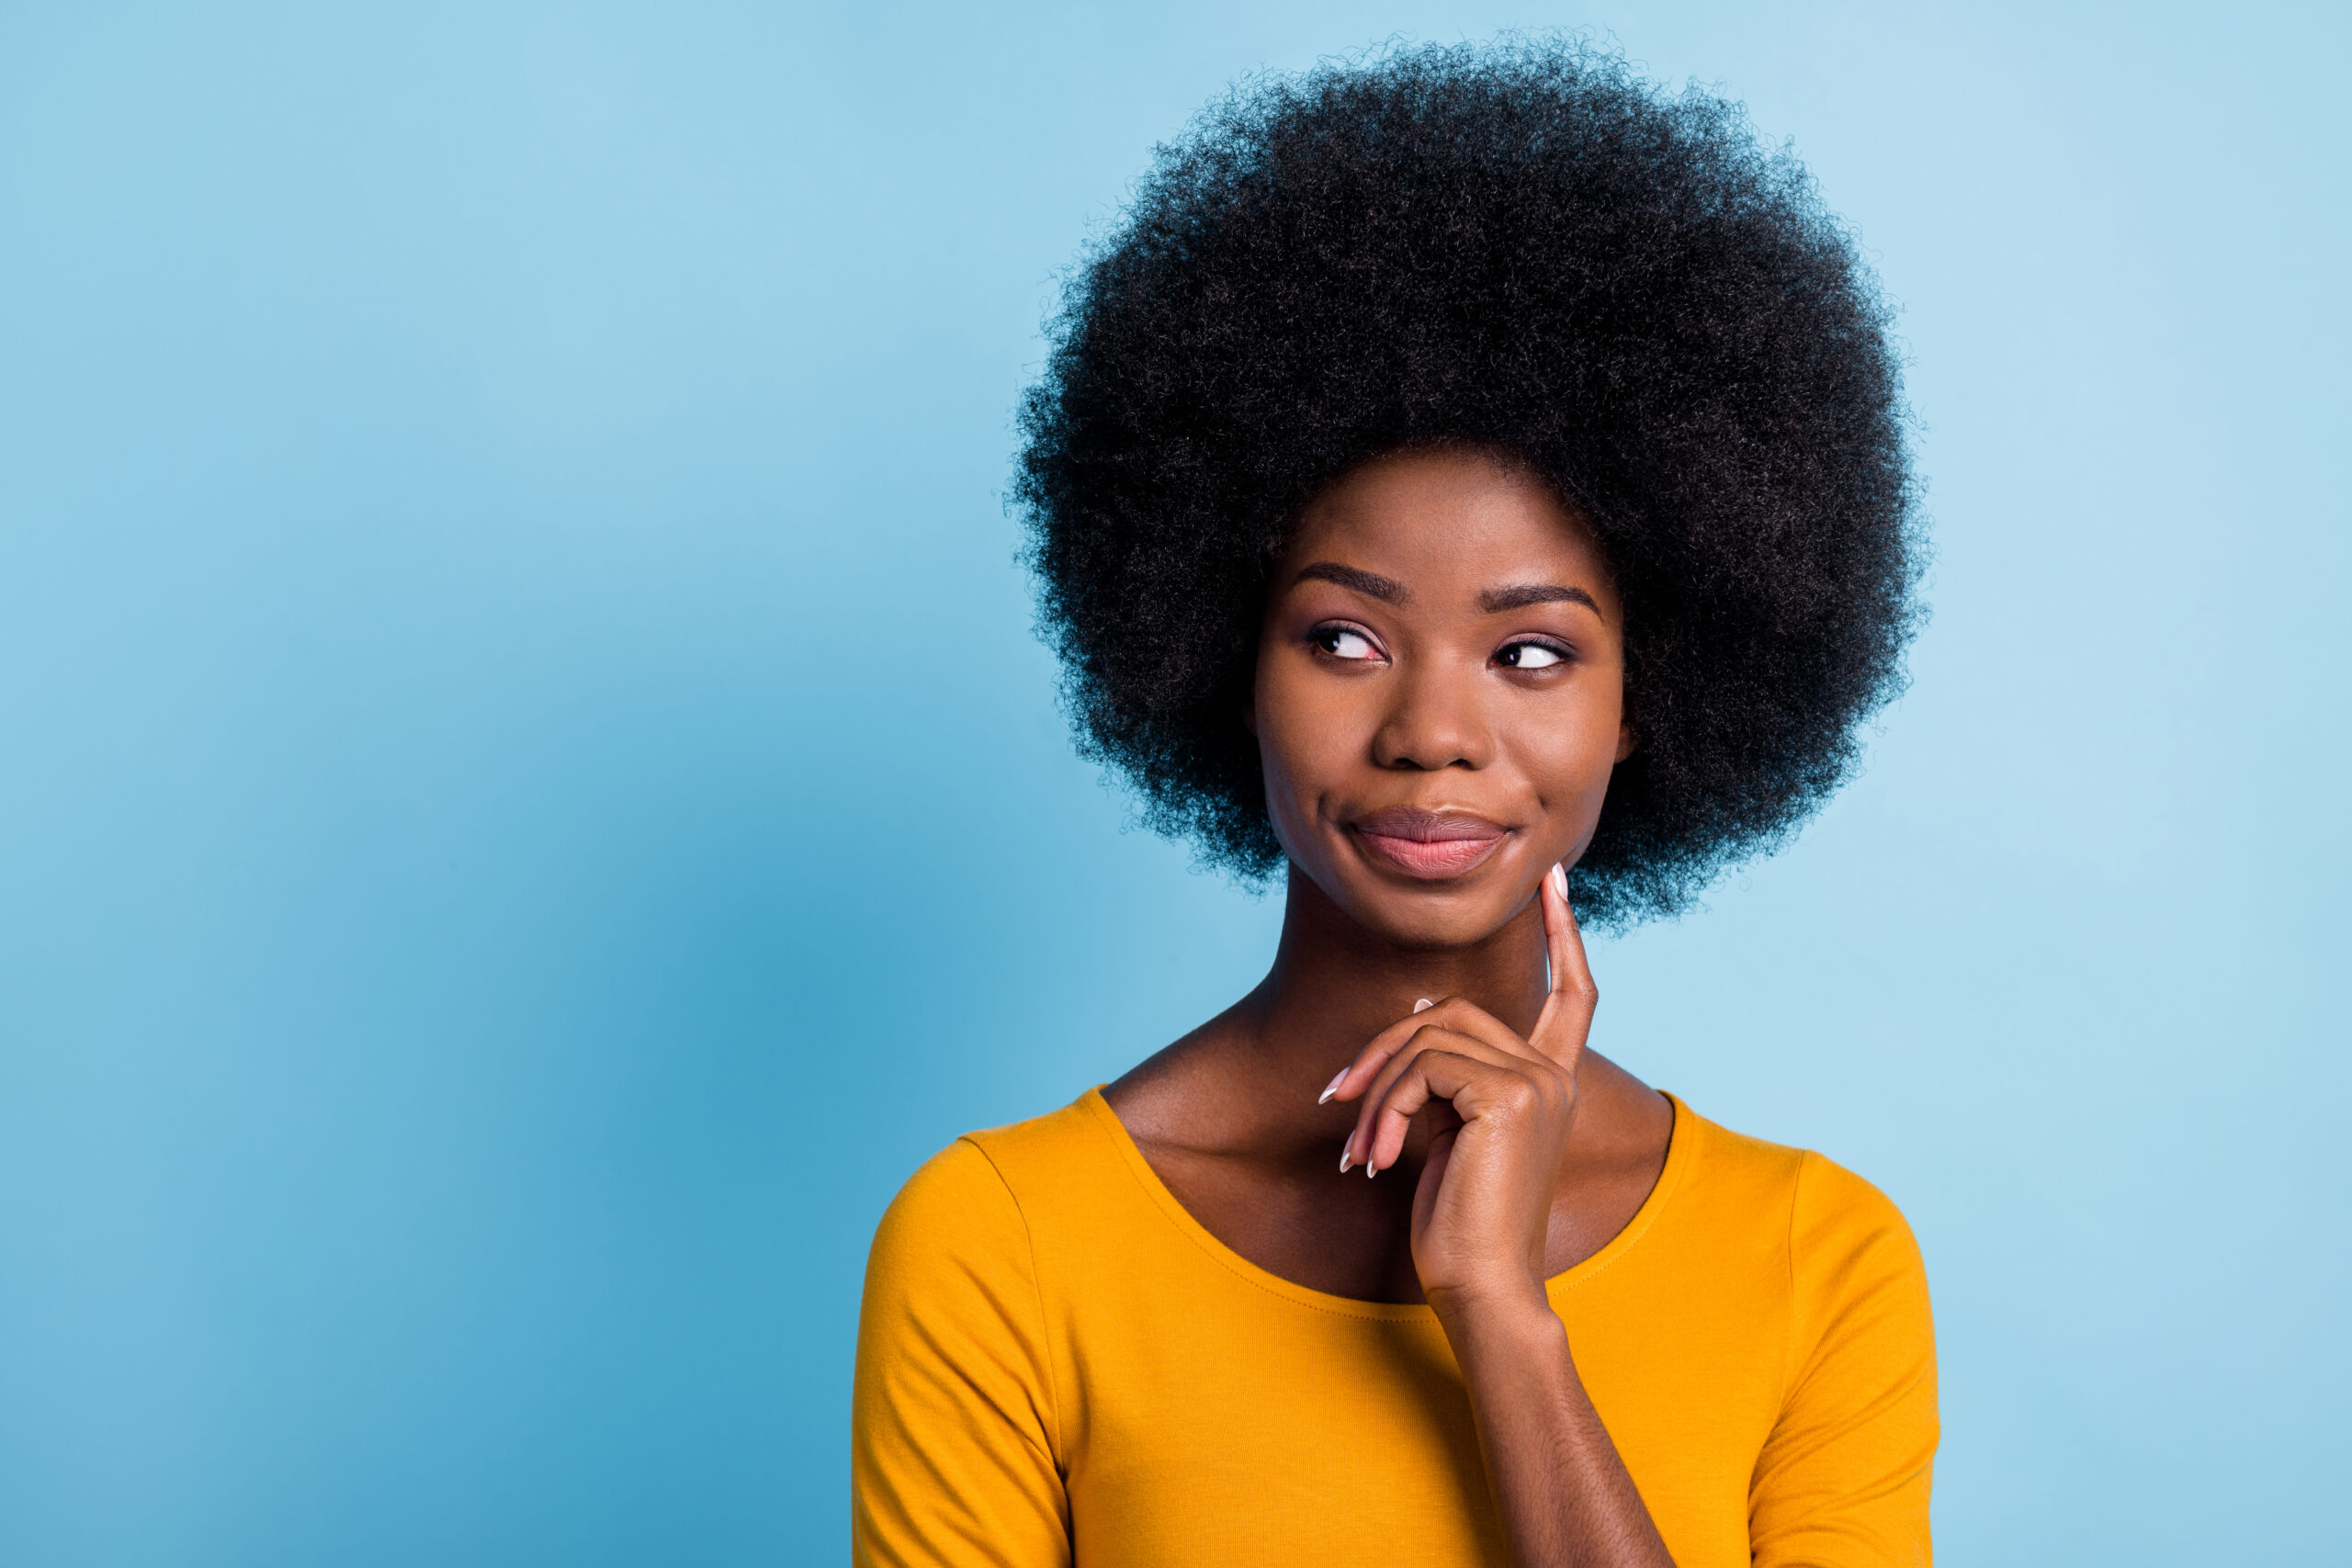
xmin=1319 ymin=996 xmax=1442 ymax=1111
xmin=1531 ymin=862 xmax=1599 ymax=1066
xmin=1409 ymin=1122 xmax=1459 ymax=1236
xmin=1348 ymin=1026 xmax=1558 ymax=1173
xmin=1363 ymin=1047 xmax=1547 ymax=1174
xmin=1343 ymin=1022 xmax=1477 ymax=1169
xmin=1399 ymin=995 xmax=1554 ymax=1068
xmin=1334 ymin=993 xmax=1559 ymax=1169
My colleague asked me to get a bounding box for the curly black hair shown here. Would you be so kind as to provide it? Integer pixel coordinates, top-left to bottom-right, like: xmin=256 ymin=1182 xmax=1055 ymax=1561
xmin=1014 ymin=38 xmax=1922 ymax=929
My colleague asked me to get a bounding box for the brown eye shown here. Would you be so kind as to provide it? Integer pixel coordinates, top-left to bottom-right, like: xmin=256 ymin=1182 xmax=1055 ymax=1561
xmin=1497 ymin=640 xmax=1566 ymax=670
xmin=1313 ymin=626 xmax=1381 ymax=660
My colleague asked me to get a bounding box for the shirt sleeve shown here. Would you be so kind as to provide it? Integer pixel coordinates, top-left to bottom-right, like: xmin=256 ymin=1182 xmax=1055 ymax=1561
xmin=853 ymin=1137 xmax=1070 ymax=1568
xmin=1748 ymin=1151 xmax=1939 ymax=1568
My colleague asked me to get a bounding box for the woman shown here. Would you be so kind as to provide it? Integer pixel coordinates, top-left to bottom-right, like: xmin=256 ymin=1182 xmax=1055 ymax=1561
xmin=854 ymin=40 xmax=1933 ymax=1568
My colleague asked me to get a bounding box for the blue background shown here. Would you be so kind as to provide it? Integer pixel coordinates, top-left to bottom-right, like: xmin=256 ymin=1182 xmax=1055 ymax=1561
xmin=2 ymin=2 xmax=2345 ymax=1562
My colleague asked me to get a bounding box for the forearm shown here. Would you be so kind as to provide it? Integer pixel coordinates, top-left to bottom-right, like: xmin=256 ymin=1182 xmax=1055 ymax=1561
xmin=1433 ymin=1291 xmax=1676 ymax=1568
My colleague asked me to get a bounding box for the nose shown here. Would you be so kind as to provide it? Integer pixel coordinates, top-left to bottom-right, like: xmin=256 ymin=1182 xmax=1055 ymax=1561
xmin=1370 ymin=655 xmax=1494 ymax=771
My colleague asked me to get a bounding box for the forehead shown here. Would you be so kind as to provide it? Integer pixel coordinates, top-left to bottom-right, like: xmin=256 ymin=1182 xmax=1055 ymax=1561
xmin=1284 ymin=449 xmax=1611 ymax=587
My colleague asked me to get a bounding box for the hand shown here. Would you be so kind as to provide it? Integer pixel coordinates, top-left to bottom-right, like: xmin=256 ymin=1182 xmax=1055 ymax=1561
xmin=1323 ymin=863 xmax=1600 ymax=1314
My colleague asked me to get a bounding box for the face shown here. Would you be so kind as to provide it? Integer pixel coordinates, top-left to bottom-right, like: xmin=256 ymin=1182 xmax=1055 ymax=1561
xmin=1250 ymin=446 xmax=1632 ymax=949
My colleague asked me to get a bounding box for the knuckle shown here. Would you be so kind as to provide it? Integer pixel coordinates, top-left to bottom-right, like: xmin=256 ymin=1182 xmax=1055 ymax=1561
xmin=1417 ymin=1026 xmax=1469 ymax=1057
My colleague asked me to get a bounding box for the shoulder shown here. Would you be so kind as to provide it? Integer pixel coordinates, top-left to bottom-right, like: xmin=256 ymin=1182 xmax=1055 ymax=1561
xmin=960 ymin=1090 xmax=1125 ymax=1192
xmin=1780 ymin=1145 xmax=1932 ymax=1370
xmin=866 ymin=1136 xmax=1018 ymax=1267
xmin=854 ymin=1115 xmax=1081 ymax=1547
xmin=1677 ymin=1106 xmax=1933 ymax=1381
xmin=1788 ymin=1145 xmax=1922 ymax=1278
xmin=1674 ymin=1103 xmax=1919 ymax=1258
xmin=1662 ymin=1102 xmax=1930 ymax=1338
xmin=1687 ymin=1117 xmax=1937 ymax=1555
xmin=866 ymin=1092 xmax=1123 ymax=1277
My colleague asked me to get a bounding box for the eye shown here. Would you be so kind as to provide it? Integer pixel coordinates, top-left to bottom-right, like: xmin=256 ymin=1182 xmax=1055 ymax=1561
xmin=1495 ymin=639 xmax=1567 ymax=670
xmin=1310 ymin=624 xmax=1383 ymax=661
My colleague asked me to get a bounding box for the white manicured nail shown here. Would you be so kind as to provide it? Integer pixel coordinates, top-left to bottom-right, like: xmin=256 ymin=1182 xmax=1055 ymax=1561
xmin=1318 ymin=1068 xmax=1347 ymax=1104
xmin=1413 ymin=998 xmax=1433 ymax=1013
xmin=1550 ymin=863 xmax=1568 ymax=899
xmin=1339 ymin=1145 xmax=1352 ymax=1174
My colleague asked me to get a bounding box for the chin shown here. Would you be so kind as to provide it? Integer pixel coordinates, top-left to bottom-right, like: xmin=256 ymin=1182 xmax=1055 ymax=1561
xmin=1338 ymin=880 xmax=1527 ymax=952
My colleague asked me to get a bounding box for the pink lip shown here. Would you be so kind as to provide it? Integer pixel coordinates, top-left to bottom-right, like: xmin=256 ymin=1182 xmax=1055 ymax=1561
xmin=1349 ymin=807 xmax=1510 ymax=881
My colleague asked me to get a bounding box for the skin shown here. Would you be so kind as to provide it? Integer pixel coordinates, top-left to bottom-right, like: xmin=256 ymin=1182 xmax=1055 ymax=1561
xmin=1104 ymin=446 xmax=1679 ymax=1567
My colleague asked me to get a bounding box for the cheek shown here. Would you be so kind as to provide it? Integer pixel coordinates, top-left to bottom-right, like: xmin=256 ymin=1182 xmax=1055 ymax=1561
xmin=1252 ymin=655 xmax=1358 ymax=802
xmin=1521 ymin=694 xmax=1624 ymax=810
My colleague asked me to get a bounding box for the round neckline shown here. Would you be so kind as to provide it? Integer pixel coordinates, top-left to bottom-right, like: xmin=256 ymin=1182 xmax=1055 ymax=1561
xmin=1080 ymin=1084 xmax=1696 ymax=1323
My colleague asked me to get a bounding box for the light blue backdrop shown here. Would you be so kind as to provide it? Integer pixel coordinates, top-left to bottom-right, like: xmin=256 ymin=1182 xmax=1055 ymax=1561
xmin=2 ymin=2 xmax=2345 ymax=1562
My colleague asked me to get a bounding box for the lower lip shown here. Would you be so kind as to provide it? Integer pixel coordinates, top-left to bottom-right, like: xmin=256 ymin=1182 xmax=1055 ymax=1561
xmin=1352 ymin=829 xmax=1507 ymax=880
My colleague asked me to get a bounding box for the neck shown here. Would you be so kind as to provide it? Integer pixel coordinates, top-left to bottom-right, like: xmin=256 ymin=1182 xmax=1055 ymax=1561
xmin=1239 ymin=862 xmax=1550 ymax=1077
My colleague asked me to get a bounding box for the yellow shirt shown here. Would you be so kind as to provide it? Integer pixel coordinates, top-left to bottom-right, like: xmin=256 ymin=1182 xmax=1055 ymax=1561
xmin=854 ymin=1089 xmax=1935 ymax=1566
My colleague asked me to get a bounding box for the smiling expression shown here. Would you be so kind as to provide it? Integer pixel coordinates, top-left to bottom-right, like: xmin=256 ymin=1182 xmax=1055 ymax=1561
xmin=1250 ymin=446 xmax=1633 ymax=949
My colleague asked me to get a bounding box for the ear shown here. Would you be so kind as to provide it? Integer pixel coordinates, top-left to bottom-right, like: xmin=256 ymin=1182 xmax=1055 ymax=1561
xmin=1614 ymin=718 xmax=1636 ymax=763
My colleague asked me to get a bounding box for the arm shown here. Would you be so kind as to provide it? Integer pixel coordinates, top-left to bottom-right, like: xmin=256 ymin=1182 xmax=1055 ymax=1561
xmin=853 ymin=1139 xmax=1070 ymax=1568
xmin=1748 ymin=1156 xmax=1937 ymax=1568
xmin=1328 ymin=863 xmax=1672 ymax=1568
xmin=1436 ymin=1283 xmax=1676 ymax=1568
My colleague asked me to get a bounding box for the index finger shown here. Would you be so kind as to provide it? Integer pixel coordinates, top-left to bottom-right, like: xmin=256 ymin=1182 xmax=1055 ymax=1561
xmin=1532 ymin=862 xmax=1598 ymax=1066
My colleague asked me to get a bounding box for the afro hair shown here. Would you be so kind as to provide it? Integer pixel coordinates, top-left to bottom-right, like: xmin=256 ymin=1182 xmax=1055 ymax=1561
xmin=1014 ymin=38 xmax=1923 ymax=929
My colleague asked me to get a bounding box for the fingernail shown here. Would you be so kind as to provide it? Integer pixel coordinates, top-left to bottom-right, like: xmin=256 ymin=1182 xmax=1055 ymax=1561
xmin=1367 ymin=1158 xmax=1377 ymax=1179
xmin=1339 ymin=1144 xmax=1352 ymax=1174
xmin=1317 ymin=1068 xmax=1347 ymax=1104
xmin=1550 ymin=863 xmax=1568 ymax=899
xmin=1413 ymin=998 xmax=1433 ymax=1013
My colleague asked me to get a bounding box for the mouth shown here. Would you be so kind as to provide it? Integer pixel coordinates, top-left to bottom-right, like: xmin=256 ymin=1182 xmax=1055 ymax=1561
xmin=1348 ymin=806 xmax=1510 ymax=881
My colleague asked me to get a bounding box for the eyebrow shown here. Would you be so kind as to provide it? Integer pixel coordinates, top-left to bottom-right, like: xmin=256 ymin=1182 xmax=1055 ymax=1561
xmin=1294 ymin=561 xmax=1408 ymax=604
xmin=1292 ymin=561 xmax=1602 ymax=616
xmin=1478 ymin=582 xmax=1601 ymax=615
